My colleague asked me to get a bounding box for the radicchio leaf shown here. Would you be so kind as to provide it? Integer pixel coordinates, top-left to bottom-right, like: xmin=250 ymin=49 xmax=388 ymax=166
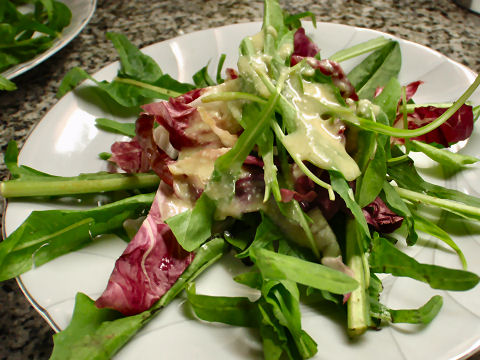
xmin=96 ymin=187 xmax=194 ymax=315
xmin=135 ymin=114 xmax=175 ymax=186
xmin=110 ymin=139 xmax=150 ymax=173
xmin=397 ymin=104 xmax=474 ymax=148
xmin=141 ymin=100 xmax=199 ymax=150
xmin=362 ymin=196 xmax=403 ymax=234
xmin=292 ymin=27 xmax=320 ymax=58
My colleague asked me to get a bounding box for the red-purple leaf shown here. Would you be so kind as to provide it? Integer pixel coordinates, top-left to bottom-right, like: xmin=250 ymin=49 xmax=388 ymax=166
xmin=95 ymin=188 xmax=194 ymax=315
xmin=362 ymin=196 xmax=403 ymax=234
xmin=110 ymin=139 xmax=150 ymax=173
xmin=135 ymin=114 xmax=175 ymax=186
xmin=396 ymin=104 xmax=474 ymax=147
xmin=292 ymin=27 xmax=320 ymax=58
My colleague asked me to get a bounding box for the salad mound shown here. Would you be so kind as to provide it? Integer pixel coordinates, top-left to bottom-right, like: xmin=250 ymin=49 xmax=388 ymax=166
xmin=1 ymin=0 xmax=480 ymax=359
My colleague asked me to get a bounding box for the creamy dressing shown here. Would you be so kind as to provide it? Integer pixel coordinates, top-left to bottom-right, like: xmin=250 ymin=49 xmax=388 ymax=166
xmin=168 ymin=147 xmax=230 ymax=189
xmin=282 ymin=79 xmax=361 ymax=181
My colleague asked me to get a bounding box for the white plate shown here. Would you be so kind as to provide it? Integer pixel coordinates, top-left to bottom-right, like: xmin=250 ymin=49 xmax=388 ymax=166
xmin=4 ymin=22 xmax=480 ymax=360
xmin=1 ymin=0 xmax=97 ymax=80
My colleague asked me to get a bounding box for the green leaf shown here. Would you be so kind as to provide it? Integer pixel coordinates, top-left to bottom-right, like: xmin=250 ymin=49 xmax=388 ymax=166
xmin=372 ymin=76 xmax=401 ymax=125
xmin=95 ymin=118 xmax=136 ymax=137
xmin=106 ymin=32 xmax=163 ymax=83
xmin=347 ymin=40 xmax=401 ymax=100
xmin=411 ymin=212 xmax=467 ymax=269
xmin=57 ymin=67 xmax=91 ymax=98
xmin=192 ymin=62 xmax=215 ymax=87
xmin=329 ymin=37 xmax=392 ymax=63
xmin=165 ymin=193 xmax=216 ymax=252
xmin=0 ymin=74 xmax=16 ymax=90
xmin=410 ymin=140 xmax=479 ymax=170
xmin=387 ymin=147 xmax=480 ymax=209
xmin=389 ymin=295 xmax=443 ymax=324
xmin=186 ymin=283 xmax=258 ymax=327
xmin=369 ymin=275 xmax=443 ymax=324
xmin=0 ymin=193 xmax=155 ymax=281
xmin=1 ymin=143 xmax=159 ymax=197
xmin=252 ymin=248 xmax=358 ymax=294
xmin=329 ymin=170 xmax=370 ymax=245
xmin=369 ymin=235 xmax=479 ymax=291
xmin=50 ymin=293 xmax=149 ymax=360
xmin=382 ymin=181 xmax=418 ymax=245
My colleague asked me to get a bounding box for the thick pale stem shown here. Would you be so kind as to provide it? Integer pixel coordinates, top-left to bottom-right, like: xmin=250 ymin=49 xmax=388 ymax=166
xmin=0 ymin=173 xmax=160 ymax=198
xmin=346 ymin=219 xmax=370 ymax=337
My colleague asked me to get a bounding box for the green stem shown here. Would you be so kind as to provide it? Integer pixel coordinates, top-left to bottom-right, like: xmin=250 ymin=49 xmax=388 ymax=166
xmin=201 ymin=92 xmax=267 ymax=104
xmin=114 ymin=77 xmax=183 ymax=98
xmin=329 ymin=37 xmax=392 ymax=63
xmin=346 ymin=219 xmax=369 ymax=337
xmin=395 ymin=186 xmax=480 ymax=221
xmin=355 ymin=74 xmax=480 ymax=137
xmin=0 ymin=173 xmax=160 ymax=198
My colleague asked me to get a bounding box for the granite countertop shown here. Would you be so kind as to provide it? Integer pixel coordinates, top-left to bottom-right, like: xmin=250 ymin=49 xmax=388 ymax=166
xmin=1 ymin=0 xmax=480 ymax=359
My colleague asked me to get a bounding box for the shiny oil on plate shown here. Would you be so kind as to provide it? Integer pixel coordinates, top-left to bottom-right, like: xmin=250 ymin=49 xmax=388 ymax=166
xmin=3 ymin=21 xmax=480 ymax=359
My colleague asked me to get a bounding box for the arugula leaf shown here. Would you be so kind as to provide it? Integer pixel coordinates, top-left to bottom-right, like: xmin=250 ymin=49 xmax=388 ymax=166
xmin=329 ymin=37 xmax=392 ymax=63
xmin=165 ymin=193 xmax=216 ymax=252
xmin=0 ymin=74 xmax=16 ymax=90
xmin=186 ymin=283 xmax=258 ymax=327
xmin=387 ymin=147 xmax=480 ymax=208
xmin=329 ymin=170 xmax=370 ymax=246
xmin=381 ymin=181 xmax=418 ymax=245
xmin=369 ymin=275 xmax=443 ymax=324
xmin=411 ymin=212 xmax=467 ymax=269
xmin=106 ymin=32 xmax=163 ymax=82
xmin=1 ymin=141 xmax=160 ymax=197
xmin=95 ymin=118 xmax=136 ymax=137
xmin=192 ymin=62 xmax=215 ymax=87
xmin=57 ymin=66 xmax=195 ymax=107
xmin=347 ymin=40 xmax=401 ymax=100
xmin=410 ymin=140 xmax=479 ymax=170
xmin=0 ymin=193 xmax=155 ymax=281
xmin=369 ymin=235 xmax=479 ymax=291
xmin=252 ymin=248 xmax=358 ymax=294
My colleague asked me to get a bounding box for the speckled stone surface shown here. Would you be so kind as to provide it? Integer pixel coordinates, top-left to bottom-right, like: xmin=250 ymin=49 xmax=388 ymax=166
xmin=1 ymin=0 xmax=480 ymax=359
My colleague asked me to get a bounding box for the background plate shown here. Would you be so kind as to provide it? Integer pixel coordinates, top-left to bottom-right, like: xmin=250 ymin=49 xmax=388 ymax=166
xmin=4 ymin=21 xmax=480 ymax=359
xmin=1 ymin=0 xmax=97 ymax=80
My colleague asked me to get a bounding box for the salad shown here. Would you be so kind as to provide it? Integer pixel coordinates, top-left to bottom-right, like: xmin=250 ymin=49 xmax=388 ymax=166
xmin=1 ymin=0 xmax=480 ymax=359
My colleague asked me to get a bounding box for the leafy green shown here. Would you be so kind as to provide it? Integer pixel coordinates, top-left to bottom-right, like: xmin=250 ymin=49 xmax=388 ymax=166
xmin=369 ymin=235 xmax=479 ymax=291
xmin=1 ymin=140 xmax=159 ymax=198
xmin=410 ymin=140 xmax=479 ymax=170
xmin=252 ymin=248 xmax=358 ymax=294
xmin=347 ymin=40 xmax=401 ymax=100
xmin=186 ymin=283 xmax=258 ymax=327
xmin=329 ymin=37 xmax=392 ymax=63
xmin=0 ymin=193 xmax=155 ymax=281
xmin=369 ymin=275 xmax=443 ymax=325
xmin=106 ymin=32 xmax=163 ymax=82
xmin=57 ymin=33 xmax=195 ymax=107
xmin=0 ymin=74 xmax=16 ymax=90
xmin=165 ymin=193 xmax=216 ymax=252
xmin=95 ymin=118 xmax=136 ymax=137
